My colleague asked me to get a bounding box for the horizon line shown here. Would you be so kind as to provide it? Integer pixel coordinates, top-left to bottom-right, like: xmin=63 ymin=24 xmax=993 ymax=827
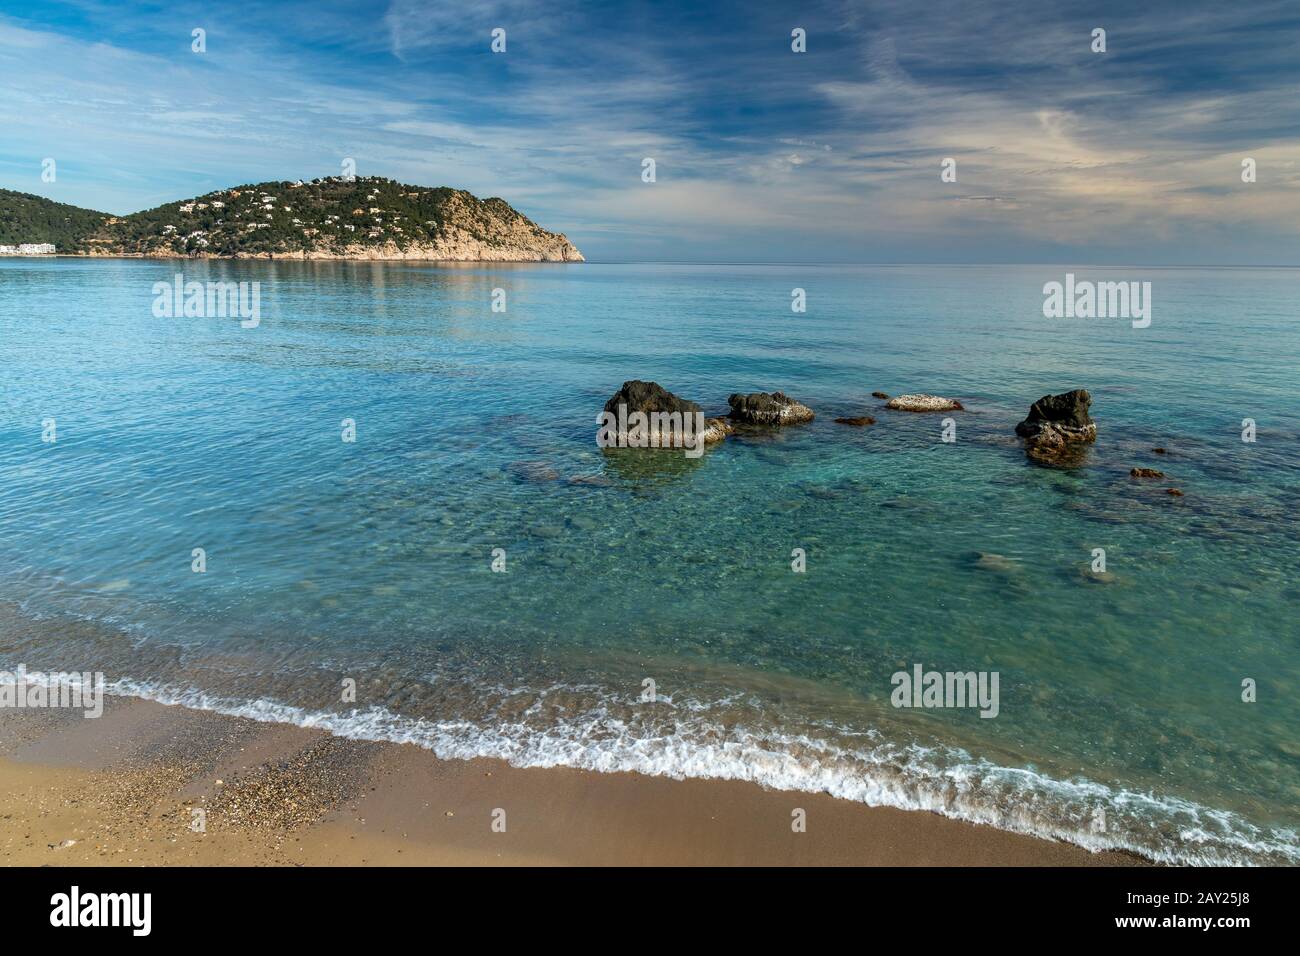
xmin=6 ymin=256 xmax=1300 ymax=270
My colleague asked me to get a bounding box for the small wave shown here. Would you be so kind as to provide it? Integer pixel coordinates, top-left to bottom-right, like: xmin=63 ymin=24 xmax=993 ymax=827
xmin=27 ymin=672 xmax=1280 ymax=867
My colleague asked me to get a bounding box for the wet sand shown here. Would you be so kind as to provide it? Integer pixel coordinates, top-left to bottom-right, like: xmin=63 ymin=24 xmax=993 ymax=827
xmin=0 ymin=696 xmax=1146 ymax=866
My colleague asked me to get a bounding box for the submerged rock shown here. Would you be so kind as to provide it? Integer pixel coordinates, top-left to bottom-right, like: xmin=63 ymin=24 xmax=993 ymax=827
xmin=1130 ymin=467 xmax=1165 ymax=478
xmin=1078 ymin=567 xmax=1120 ymax=585
xmin=834 ymin=416 xmax=876 ymax=426
xmin=1014 ymin=389 xmax=1097 ymax=465
xmin=871 ymin=391 xmax=890 ymax=400
xmin=506 ymin=460 xmax=559 ymax=483
xmin=968 ymin=552 xmax=1029 ymax=593
xmin=727 ymin=390 xmax=815 ymax=425
xmin=567 ymin=474 xmax=615 ymax=487
xmin=971 ymin=551 xmax=1021 ymax=575
xmin=885 ymin=393 xmax=964 ymax=412
xmin=1166 ymin=488 xmax=1184 ymax=497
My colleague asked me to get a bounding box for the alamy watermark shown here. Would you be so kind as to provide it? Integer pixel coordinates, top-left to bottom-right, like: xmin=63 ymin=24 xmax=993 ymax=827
xmin=1043 ymin=273 xmax=1150 ymax=329
xmin=596 ymin=404 xmax=708 ymax=458
xmin=891 ymin=664 xmax=999 ymax=718
xmin=0 ymin=664 xmax=104 ymax=718
xmin=152 ymin=274 xmax=260 ymax=328
xmin=50 ymin=886 xmax=150 ymax=936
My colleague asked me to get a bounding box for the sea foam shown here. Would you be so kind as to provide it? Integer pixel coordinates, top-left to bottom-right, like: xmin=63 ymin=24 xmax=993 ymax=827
xmin=85 ymin=673 xmax=1298 ymax=867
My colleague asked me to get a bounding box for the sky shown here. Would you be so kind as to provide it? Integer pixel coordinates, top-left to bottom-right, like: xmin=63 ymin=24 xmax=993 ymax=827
xmin=1 ymin=0 xmax=1299 ymax=264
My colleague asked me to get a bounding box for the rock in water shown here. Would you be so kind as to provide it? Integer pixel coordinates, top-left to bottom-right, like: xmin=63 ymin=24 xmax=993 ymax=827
xmin=506 ymin=460 xmax=559 ymax=483
xmin=971 ymin=551 xmax=1020 ymax=574
xmin=969 ymin=551 xmax=1028 ymax=592
xmin=567 ymin=474 xmax=614 ymax=487
xmin=885 ymin=393 xmax=964 ymax=412
xmin=702 ymin=418 xmax=734 ymax=442
xmin=604 ymin=380 xmax=701 ymax=418
xmin=1014 ymin=389 xmax=1097 ymax=465
xmin=834 ymin=416 xmax=876 ymax=426
xmin=600 ymin=380 xmax=728 ymax=449
xmin=1016 ymin=389 xmax=1093 ymax=433
xmin=1130 ymin=467 xmax=1165 ymax=478
xmin=727 ymin=391 xmax=815 ymax=425
xmin=871 ymin=391 xmax=890 ymax=400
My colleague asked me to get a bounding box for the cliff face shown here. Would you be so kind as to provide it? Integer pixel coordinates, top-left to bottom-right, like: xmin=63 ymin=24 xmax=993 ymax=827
xmin=0 ymin=177 xmax=584 ymax=262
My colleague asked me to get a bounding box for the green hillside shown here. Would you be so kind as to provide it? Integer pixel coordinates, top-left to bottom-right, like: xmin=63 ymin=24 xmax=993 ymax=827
xmin=0 ymin=177 xmax=582 ymax=260
xmin=0 ymin=189 xmax=109 ymax=249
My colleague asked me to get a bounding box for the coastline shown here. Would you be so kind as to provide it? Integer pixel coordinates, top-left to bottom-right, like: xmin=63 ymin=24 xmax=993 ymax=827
xmin=0 ymin=252 xmax=584 ymax=262
xmin=0 ymin=695 xmax=1144 ymax=866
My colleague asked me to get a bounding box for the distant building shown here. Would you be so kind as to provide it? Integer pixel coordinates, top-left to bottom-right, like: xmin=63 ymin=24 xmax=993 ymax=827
xmin=1 ymin=243 xmax=56 ymax=255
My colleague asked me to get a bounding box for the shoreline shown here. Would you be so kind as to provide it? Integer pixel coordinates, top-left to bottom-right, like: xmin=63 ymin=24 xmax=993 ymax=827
xmin=0 ymin=696 xmax=1145 ymax=866
xmin=0 ymin=253 xmax=584 ymax=262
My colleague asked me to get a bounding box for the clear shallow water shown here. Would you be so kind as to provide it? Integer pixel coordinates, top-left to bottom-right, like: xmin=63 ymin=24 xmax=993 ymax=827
xmin=1 ymin=259 xmax=1297 ymax=864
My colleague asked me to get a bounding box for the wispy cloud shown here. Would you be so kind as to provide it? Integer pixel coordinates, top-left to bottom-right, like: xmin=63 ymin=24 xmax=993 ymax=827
xmin=2 ymin=0 xmax=1299 ymax=263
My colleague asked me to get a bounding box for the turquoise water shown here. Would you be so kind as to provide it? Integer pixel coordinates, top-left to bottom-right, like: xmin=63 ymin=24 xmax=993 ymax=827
xmin=1 ymin=259 xmax=1297 ymax=864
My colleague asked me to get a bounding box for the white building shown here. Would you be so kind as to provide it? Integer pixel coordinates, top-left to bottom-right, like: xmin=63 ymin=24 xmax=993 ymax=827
xmin=0 ymin=243 xmax=57 ymax=255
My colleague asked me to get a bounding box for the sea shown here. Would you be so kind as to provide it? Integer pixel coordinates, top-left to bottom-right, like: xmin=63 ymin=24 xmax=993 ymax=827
xmin=1 ymin=258 xmax=1297 ymax=864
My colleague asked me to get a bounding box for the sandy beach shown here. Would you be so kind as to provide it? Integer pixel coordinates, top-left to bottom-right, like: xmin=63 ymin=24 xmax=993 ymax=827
xmin=0 ymin=695 xmax=1144 ymax=867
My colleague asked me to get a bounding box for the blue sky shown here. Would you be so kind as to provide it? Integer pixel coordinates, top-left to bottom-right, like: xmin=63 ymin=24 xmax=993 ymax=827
xmin=2 ymin=0 xmax=1299 ymax=263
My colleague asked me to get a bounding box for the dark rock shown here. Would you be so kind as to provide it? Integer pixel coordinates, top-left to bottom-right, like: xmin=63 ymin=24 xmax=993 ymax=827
xmin=727 ymin=390 xmax=815 ymax=425
xmin=834 ymin=416 xmax=876 ymax=426
xmin=603 ymin=380 xmax=701 ymax=417
xmin=599 ymin=380 xmax=727 ymax=449
xmin=1130 ymin=467 xmax=1165 ymax=478
xmin=871 ymin=391 xmax=890 ymax=400
xmin=1152 ymin=447 xmax=1167 ymax=454
xmin=1016 ymin=389 xmax=1093 ymax=433
xmin=1014 ymin=389 xmax=1097 ymax=465
xmin=1166 ymin=488 xmax=1184 ymax=496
